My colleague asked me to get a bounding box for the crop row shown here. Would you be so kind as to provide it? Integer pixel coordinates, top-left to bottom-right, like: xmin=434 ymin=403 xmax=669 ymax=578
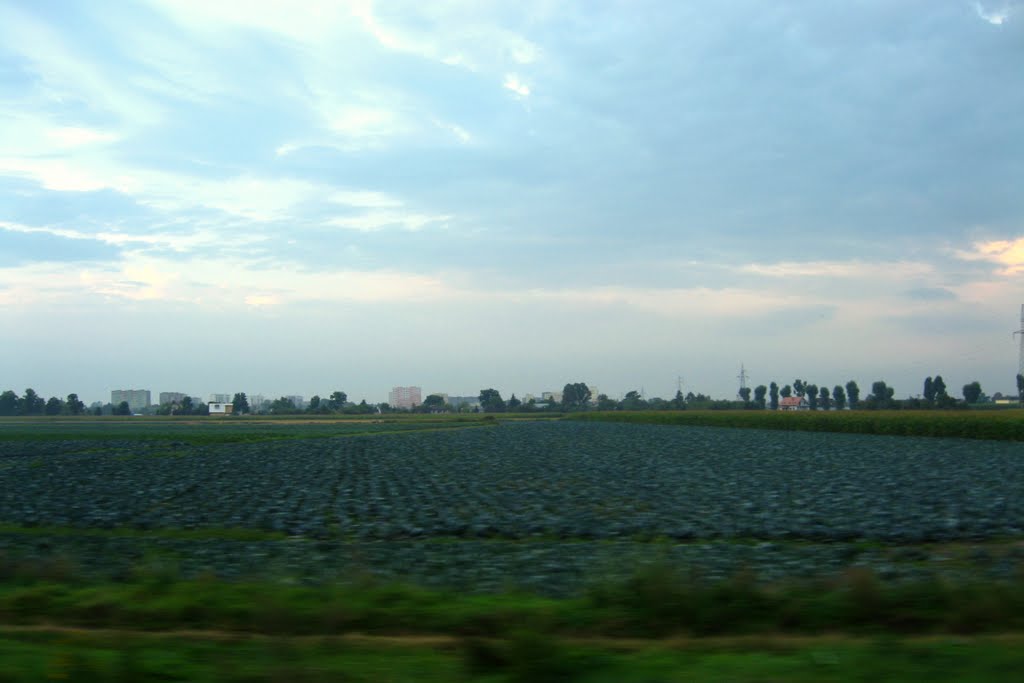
xmin=571 ymin=410 xmax=1024 ymax=440
xmin=1 ymin=422 xmax=1021 ymax=543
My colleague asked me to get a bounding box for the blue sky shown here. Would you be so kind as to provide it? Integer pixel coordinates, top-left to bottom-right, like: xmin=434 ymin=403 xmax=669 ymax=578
xmin=1 ymin=0 xmax=1022 ymax=404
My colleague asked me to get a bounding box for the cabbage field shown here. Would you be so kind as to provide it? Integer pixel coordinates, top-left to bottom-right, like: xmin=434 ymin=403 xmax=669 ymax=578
xmin=1 ymin=419 xmax=1022 ymax=594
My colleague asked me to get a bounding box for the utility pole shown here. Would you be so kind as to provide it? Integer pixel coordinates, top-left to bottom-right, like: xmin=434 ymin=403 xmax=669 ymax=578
xmin=1015 ymin=304 xmax=1024 ymax=378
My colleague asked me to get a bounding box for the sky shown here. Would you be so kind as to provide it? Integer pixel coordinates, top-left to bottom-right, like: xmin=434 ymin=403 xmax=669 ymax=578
xmin=1 ymin=0 xmax=1022 ymax=405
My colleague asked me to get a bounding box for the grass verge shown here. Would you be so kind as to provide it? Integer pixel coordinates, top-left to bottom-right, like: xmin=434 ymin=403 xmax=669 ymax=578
xmin=1 ymin=562 xmax=1023 ymax=639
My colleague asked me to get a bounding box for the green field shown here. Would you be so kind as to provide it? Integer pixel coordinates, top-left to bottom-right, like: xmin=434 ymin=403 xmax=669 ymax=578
xmin=1 ymin=416 xmax=1022 ymax=680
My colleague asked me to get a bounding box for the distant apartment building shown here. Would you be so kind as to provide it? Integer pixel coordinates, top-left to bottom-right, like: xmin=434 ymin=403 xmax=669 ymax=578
xmin=388 ymin=386 xmax=422 ymax=410
xmin=209 ymin=393 xmax=232 ymax=404
xmin=111 ymin=389 xmax=151 ymax=412
xmin=286 ymin=395 xmax=306 ymax=411
xmin=159 ymin=392 xmax=188 ymax=406
xmin=249 ymin=394 xmax=265 ymax=413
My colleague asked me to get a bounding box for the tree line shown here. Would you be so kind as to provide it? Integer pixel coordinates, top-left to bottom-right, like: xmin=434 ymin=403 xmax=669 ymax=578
xmin=2 ymin=374 xmax=1021 ymax=417
xmin=0 ymin=390 xmax=87 ymax=416
xmin=463 ymin=374 xmax=1022 ymax=413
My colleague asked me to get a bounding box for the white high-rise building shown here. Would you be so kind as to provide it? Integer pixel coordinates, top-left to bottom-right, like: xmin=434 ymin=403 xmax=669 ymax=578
xmin=388 ymin=386 xmax=422 ymax=410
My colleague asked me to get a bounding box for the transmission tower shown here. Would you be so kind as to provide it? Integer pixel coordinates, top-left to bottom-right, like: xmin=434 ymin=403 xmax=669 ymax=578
xmin=737 ymin=363 xmax=749 ymax=399
xmin=1015 ymin=304 xmax=1024 ymax=378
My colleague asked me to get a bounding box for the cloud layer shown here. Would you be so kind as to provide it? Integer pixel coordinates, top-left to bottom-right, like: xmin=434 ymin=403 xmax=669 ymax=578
xmin=1 ymin=0 xmax=1022 ymax=402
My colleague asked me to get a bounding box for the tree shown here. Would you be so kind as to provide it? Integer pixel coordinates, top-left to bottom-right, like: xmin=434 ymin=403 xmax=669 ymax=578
xmin=780 ymin=385 xmax=792 ymax=399
xmin=738 ymin=386 xmax=752 ymax=405
xmin=21 ymin=388 xmax=45 ymax=415
xmin=478 ymin=388 xmax=506 ymax=413
xmin=819 ymin=386 xmax=830 ymax=411
xmin=232 ymin=392 xmax=250 ymax=415
xmin=65 ymin=393 xmax=85 ymax=415
xmin=507 ymin=394 xmax=522 ymax=411
xmin=561 ymin=383 xmax=592 ymax=411
xmin=962 ymin=381 xmax=982 ymax=404
xmin=867 ymin=381 xmax=895 ymax=409
xmin=846 ymin=381 xmax=860 ymax=409
xmin=179 ymin=396 xmax=194 ymax=415
xmin=328 ymin=391 xmax=348 ymax=410
xmin=115 ymin=401 xmax=132 ymax=416
xmin=932 ymin=375 xmax=954 ymax=408
xmin=308 ymin=395 xmax=321 ymax=411
xmin=753 ymin=385 xmax=767 ymax=409
xmin=806 ymin=384 xmax=819 ymax=410
xmin=422 ymin=394 xmax=447 ymax=412
xmin=923 ymin=377 xmax=935 ymax=405
xmin=596 ymin=394 xmax=617 ymax=411
xmin=44 ymin=397 xmax=62 ymax=415
xmin=670 ymin=389 xmax=687 ymax=410
xmin=620 ymin=390 xmax=647 ymax=411
xmin=832 ymin=385 xmax=846 ymax=410
xmin=270 ymin=397 xmax=297 ymax=414
xmin=1018 ymin=374 xmax=1024 ymax=406
xmin=769 ymin=382 xmax=779 ymax=410
xmin=0 ymin=390 xmax=18 ymax=416
xmin=793 ymin=380 xmax=805 ymax=397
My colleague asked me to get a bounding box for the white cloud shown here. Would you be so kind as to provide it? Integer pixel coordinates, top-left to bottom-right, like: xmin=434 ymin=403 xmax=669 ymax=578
xmin=0 ymin=157 xmax=136 ymax=193
xmin=503 ymin=73 xmax=531 ymax=97
xmin=328 ymin=105 xmax=411 ymax=141
xmin=329 ymin=190 xmax=404 ymax=208
xmin=974 ymin=2 xmax=1013 ymax=25
xmin=46 ymin=127 xmax=120 ymax=147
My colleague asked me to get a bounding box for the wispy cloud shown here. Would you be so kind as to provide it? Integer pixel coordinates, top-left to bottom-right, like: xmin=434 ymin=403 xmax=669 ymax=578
xmin=973 ymin=1 xmax=1013 ymax=25
xmin=327 ymin=211 xmax=451 ymax=233
xmin=955 ymin=237 xmax=1024 ymax=274
xmin=0 ymin=253 xmax=453 ymax=308
xmin=739 ymin=260 xmax=934 ymax=280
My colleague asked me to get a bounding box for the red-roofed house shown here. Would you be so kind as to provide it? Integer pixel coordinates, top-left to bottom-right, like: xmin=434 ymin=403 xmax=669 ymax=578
xmin=778 ymin=396 xmax=809 ymax=411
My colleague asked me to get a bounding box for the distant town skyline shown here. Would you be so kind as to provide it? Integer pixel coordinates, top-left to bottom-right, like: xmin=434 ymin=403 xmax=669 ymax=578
xmin=1 ymin=2 xmax=1021 ymax=403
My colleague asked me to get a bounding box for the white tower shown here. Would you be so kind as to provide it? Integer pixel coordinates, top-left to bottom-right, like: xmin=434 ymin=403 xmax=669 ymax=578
xmin=737 ymin=363 xmax=749 ymax=399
